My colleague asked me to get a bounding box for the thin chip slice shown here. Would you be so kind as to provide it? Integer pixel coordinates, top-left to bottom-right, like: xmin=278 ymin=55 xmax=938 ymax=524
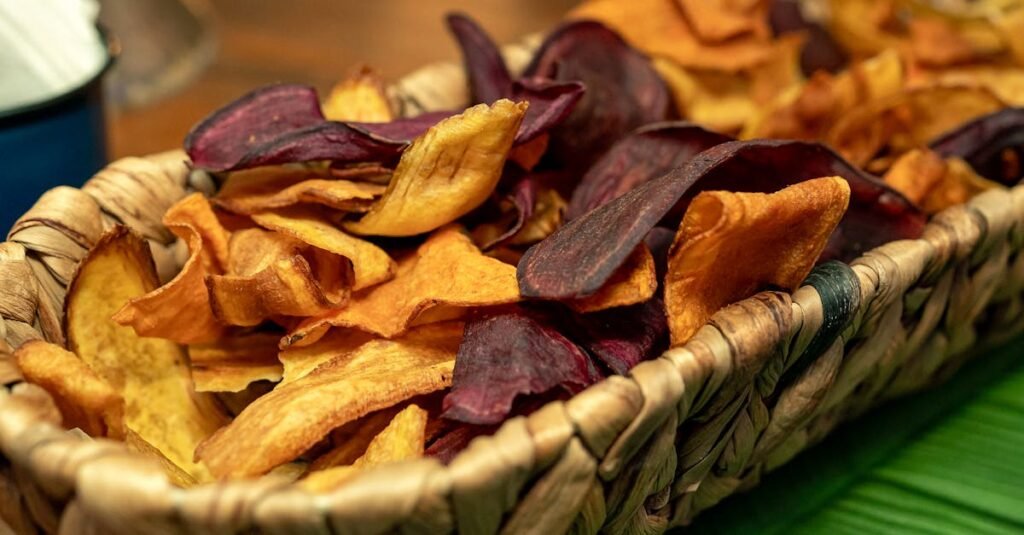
xmin=666 ymin=177 xmax=851 ymax=345
xmin=287 ymin=225 xmax=518 ymax=344
xmin=278 ymin=329 xmax=376 ymax=384
xmin=345 ymin=100 xmax=527 ymax=237
xmin=252 ymin=208 xmax=395 ymax=291
xmin=67 ymin=227 xmax=226 ymax=481
xmin=125 ymin=430 xmax=199 ymax=488
xmin=113 ymin=194 xmax=228 ymax=343
xmin=301 ymin=404 xmax=428 ymax=493
xmin=312 ymin=406 xmax=404 ymax=470
xmin=196 ymin=322 xmax=462 ymax=478
xmin=882 ymin=149 xmax=1002 ymax=213
xmin=569 ymin=245 xmax=657 ymax=313
xmin=214 ymin=166 xmax=386 ymax=215
xmin=14 ymin=341 xmax=124 ymax=438
xmin=321 ymin=66 xmax=394 ymax=122
xmin=189 ymin=332 xmax=283 ymax=392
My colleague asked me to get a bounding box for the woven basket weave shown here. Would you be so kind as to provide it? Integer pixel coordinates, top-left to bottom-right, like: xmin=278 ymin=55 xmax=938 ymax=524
xmin=2 ymin=50 xmax=1024 ymax=535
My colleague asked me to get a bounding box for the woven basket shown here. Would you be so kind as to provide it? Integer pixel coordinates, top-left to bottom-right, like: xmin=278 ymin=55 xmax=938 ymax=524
xmin=2 ymin=45 xmax=1024 ymax=535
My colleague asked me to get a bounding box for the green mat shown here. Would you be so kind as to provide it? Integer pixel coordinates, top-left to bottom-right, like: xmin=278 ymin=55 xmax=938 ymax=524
xmin=686 ymin=334 xmax=1024 ymax=534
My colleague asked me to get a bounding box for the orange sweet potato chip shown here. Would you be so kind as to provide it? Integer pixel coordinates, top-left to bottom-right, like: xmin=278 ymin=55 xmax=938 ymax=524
xmin=666 ymin=177 xmax=851 ymax=345
xmin=344 ymin=100 xmax=527 ymax=237
xmin=252 ymin=208 xmax=395 ymax=291
xmin=189 ymin=332 xmax=283 ymax=392
xmin=322 ymin=66 xmax=394 ymax=122
xmin=882 ymin=149 xmax=1002 ymax=214
xmin=569 ymin=245 xmax=657 ymax=313
xmin=14 ymin=340 xmax=124 ymax=438
xmin=286 ymin=225 xmax=519 ymax=344
xmin=300 ymin=404 xmax=428 ymax=493
xmin=206 ymin=228 xmax=353 ymax=326
xmin=67 ymin=227 xmax=226 ymax=481
xmin=214 ymin=166 xmax=386 ymax=215
xmin=278 ymin=329 xmax=375 ymax=384
xmin=195 ymin=322 xmax=461 ymax=478
xmin=113 ymin=194 xmax=229 ymax=343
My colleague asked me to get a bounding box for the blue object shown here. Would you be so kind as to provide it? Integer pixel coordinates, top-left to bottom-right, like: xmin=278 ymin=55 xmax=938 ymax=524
xmin=0 ymin=37 xmax=113 ymax=234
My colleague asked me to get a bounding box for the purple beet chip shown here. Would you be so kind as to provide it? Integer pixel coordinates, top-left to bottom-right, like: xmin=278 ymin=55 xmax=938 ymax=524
xmin=929 ymin=107 xmax=1024 ymax=185
xmin=569 ymin=298 xmax=668 ymax=376
xmin=446 ymin=12 xmax=513 ymax=105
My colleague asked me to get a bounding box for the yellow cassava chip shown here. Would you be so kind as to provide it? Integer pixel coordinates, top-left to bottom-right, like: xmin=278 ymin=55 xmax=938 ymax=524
xmin=344 ymin=100 xmax=527 ymax=237
xmin=195 ymin=322 xmax=461 ymax=478
xmin=666 ymin=177 xmax=850 ymax=345
xmin=287 ymin=225 xmax=519 ymax=343
xmin=569 ymin=245 xmax=657 ymax=313
xmin=67 ymin=227 xmax=226 ymax=481
xmin=322 ymin=66 xmax=394 ymax=122
xmin=14 ymin=340 xmax=124 ymax=438
xmin=189 ymin=332 xmax=283 ymax=392
xmin=206 ymin=228 xmax=352 ymax=326
xmin=882 ymin=149 xmax=1002 ymax=214
xmin=113 ymin=194 xmax=228 ymax=343
xmin=214 ymin=166 xmax=386 ymax=215
xmin=252 ymin=208 xmax=395 ymax=291
xmin=278 ymin=329 xmax=375 ymax=384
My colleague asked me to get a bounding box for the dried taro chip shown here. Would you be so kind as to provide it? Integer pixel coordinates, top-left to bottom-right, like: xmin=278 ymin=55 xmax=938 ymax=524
xmin=567 ymin=298 xmax=668 ymax=376
xmin=185 ymin=84 xmax=406 ymax=172
xmin=567 ymin=122 xmax=731 ymax=219
xmin=442 ymin=309 xmax=600 ymax=425
xmin=524 ymin=21 xmax=670 ymax=170
xmin=518 ymin=140 xmax=925 ymax=299
xmin=929 ymin=107 xmax=1024 ymax=185
xmin=446 ymin=12 xmax=513 ymax=105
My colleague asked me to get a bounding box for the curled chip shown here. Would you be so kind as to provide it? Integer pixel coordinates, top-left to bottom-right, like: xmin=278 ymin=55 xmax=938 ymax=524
xmin=288 ymin=225 xmax=519 ymax=343
xmin=196 ymin=322 xmax=461 ymax=478
xmin=125 ymin=430 xmax=198 ymax=488
xmin=278 ymin=329 xmax=375 ymax=384
xmin=301 ymin=404 xmax=428 ymax=493
xmin=566 ymin=298 xmax=667 ymax=375
xmin=189 ymin=332 xmax=283 ymax=392
xmin=114 ymin=193 xmax=228 ymax=344
xmin=14 ymin=341 xmax=124 ymax=438
xmin=251 ymin=208 xmax=395 ymax=291
xmin=929 ymin=107 xmax=1024 ymax=184
xmin=569 ymin=245 xmax=657 ymax=313
xmin=206 ymin=228 xmax=353 ymax=326
xmin=68 ymin=227 xmax=226 ymax=481
xmin=321 ymin=66 xmax=394 ymax=122
xmin=345 ymin=100 xmax=527 ymax=237
xmin=825 ymin=86 xmax=1005 ymax=167
xmin=666 ymin=177 xmax=850 ymax=345
xmin=214 ymin=166 xmax=386 ymax=215
xmin=882 ymin=149 xmax=1001 ymax=214
xmin=447 ymin=12 xmax=513 ymax=105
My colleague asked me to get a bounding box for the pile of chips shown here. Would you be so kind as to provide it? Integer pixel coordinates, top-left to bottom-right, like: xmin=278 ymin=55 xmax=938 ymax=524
xmin=13 ymin=1 xmax=1024 ymax=487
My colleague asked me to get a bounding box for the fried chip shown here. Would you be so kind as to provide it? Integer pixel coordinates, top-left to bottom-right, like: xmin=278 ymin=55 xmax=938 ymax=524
xmin=214 ymin=166 xmax=386 ymax=215
xmin=345 ymin=100 xmax=527 ymax=237
xmin=506 ymin=187 xmax=567 ymax=246
xmin=206 ymin=228 xmax=353 ymax=326
xmin=14 ymin=341 xmax=124 ymax=438
xmin=929 ymin=107 xmax=1024 ymax=184
xmin=67 ymin=227 xmax=226 ymax=481
xmin=665 ymin=177 xmax=850 ymax=345
xmin=566 ymin=298 xmax=667 ymax=375
xmin=278 ymin=329 xmax=375 ymax=384
xmin=825 ymin=86 xmax=1005 ymax=167
xmin=189 ymin=332 xmax=283 ymax=392
xmin=124 ymin=430 xmax=198 ymax=488
xmin=252 ymin=208 xmax=395 ymax=291
xmin=196 ymin=322 xmax=461 ymax=478
xmin=569 ymin=245 xmax=657 ymax=313
xmin=113 ymin=194 xmax=228 ymax=343
xmin=287 ymin=225 xmax=519 ymax=343
xmin=882 ymin=149 xmax=1002 ymax=213
xmin=311 ymin=406 xmax=403 ymax=470
xmin=826 ymin=0 xmax=904 ymax=59
xmin=321 ymin=66 xmax=393 ymax=122
xmin=300 ymin=404 xmax=428 ymax=493
xmin=676 ymin=0 xmax=771 ymax=43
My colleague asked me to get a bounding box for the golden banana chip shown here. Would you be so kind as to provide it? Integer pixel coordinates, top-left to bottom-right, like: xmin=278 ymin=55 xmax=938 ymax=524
xmin=252 ymin=208 xmax=395 ymax=291
xmin=189 ymin=332 xmax=283 ymax=392
xmin=214 ymin=166 xmax=386 ymax=215
xmin=345 ymin=100 xmax=527 ymax=237
xmin=206 ymin=228 xmax=353 ymax=326
xmin=322 ymin=66 xmax=394 ymax=122
xmin=569 ymin=245 xmax=657 ymax=313
xmin=196 ymin=322 xmax=461 ymax=478
xmin=14 ymin=341 xmax=124 ymax=438
xmin=278 ymin=329 xmax=375 ymax=384
xmin=666 ymin=177 xmax=850 ymax=345
xmin=67 ymin=227 xmax=226 ymax=481
xmin=287 ymin=225 xmax=519 ymax=344
xmin=113 ymin=194 xmax=228 ymax=344
xmin=300 ymin=404 xmax=428 ymax=493
xmin=882 ymin=149 xmax=1002 ymax=213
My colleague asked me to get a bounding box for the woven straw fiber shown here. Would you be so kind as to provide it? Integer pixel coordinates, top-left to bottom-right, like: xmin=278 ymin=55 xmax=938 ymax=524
xmin=2 ymin=56 xmax=1024 ymax=534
